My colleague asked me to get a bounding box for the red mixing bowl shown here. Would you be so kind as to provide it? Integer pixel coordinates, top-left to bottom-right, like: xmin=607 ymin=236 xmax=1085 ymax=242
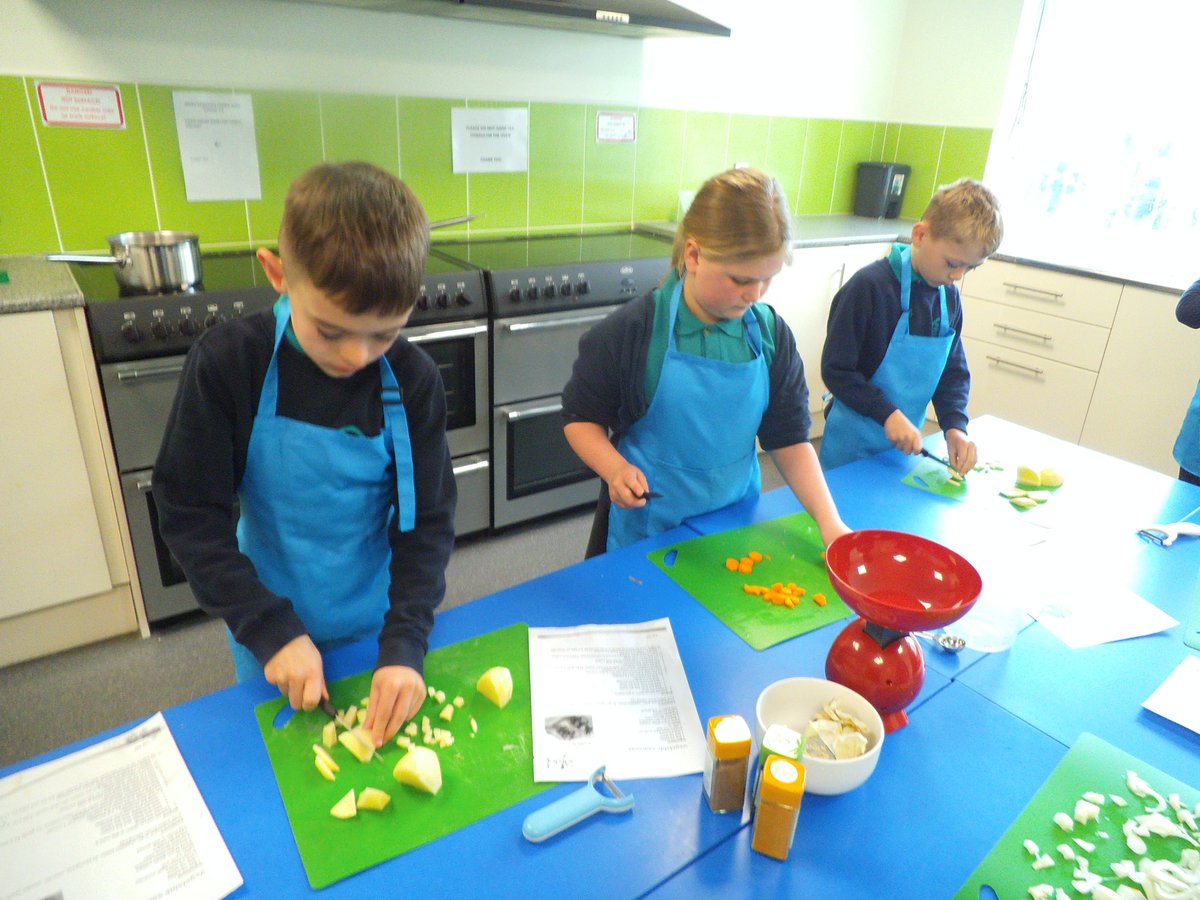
xmin=824 ymin=529 xmax=982 ymax=632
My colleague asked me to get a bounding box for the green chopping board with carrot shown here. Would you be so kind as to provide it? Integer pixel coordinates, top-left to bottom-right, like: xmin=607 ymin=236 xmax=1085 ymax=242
xmin=647 ymin=513 xmax=851 ymax=650
xmin=255 ymin=623 xmax=553 ymax=889
xmin=955 ymin=732 xmax=1200 ymax=899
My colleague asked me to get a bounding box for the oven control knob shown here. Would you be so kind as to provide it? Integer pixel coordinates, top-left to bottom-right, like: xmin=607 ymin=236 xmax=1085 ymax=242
xmin=526 ymin=285 xmax=539 ymax=301
xmin=178 ymin=315 xmax=197 ymax=337
xmin=576 ymin=278 xmax=590 ymax=295
xmin=150 ymin=318 xmax=170 ymax=340
xmin=203 ymin=312 xmax=222 ymax=329
xmin=508 ymin=287 xmax=522 ymax=303
xmin=121 ymin=320 xmax=144 ymax=343
xmin=455 ymin=291 xmax=471 ymax=307
xmin=543 ymin=283 xmax=556 ymax=298
xmin=416 ymin=293 xmax=429 ymax=311
xmin=435 ymin=290 xmax=450 ymax=309
xmin=559 ymin=282 xmax=573 ymax=297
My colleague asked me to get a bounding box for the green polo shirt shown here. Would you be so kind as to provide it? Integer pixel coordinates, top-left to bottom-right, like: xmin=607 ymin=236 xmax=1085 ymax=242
xmin=645 ymin=271 xmax=777 ymax=402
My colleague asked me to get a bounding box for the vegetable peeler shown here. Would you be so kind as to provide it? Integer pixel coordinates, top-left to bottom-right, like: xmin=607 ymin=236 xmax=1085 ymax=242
xmin=1136 ymin=521 xmax=1200 ymax=547
xmin=522 ymin=766 xmax=635 ymax=842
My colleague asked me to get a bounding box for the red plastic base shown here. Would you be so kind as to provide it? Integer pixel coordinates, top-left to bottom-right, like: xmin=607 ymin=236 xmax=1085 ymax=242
xmin=825 ymin=617 xmax=925 ymax=732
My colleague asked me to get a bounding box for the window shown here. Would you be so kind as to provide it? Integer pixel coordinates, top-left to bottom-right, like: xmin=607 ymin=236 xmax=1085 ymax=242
xmin=984 ymin=1 xmax=1200 ymax=285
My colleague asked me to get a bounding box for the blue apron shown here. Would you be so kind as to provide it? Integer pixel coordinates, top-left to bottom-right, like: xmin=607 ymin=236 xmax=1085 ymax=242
xmin=228 ymin=297 xmax=417 ymax=682
xmin=820 ymin=245 xmax=955 ymax=470
xmin=608 ymin=277 xmax=770 ymax=551
xmin=1174 ymin=382 xmax=1200 ymax=475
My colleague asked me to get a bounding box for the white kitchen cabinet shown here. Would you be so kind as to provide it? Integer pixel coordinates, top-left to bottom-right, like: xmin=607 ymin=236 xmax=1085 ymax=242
xmin=1080 ymin=285 xmax=1200 ymax=476
xmin=960 ymin=260 xmax=1118 ymax=444
xmin=0 ymin=308 xmax=144 ymax=666
xmin=768 ymin=242 xmax=890 ymax=436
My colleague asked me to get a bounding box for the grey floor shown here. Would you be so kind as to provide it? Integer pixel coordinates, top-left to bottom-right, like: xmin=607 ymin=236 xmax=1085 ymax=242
xmin=0 ymin=456 xmax=789 ymax=770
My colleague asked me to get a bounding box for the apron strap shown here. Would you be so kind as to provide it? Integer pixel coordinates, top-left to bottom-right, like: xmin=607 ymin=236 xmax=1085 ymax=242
xmin=897 ymin=245 xmax=949 ymax=335
xmin=380 ymin=355 xmax=417 ymax=532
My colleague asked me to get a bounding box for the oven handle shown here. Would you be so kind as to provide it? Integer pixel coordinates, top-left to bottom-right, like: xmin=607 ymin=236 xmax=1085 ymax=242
xmin=135 ymin=477 xmax=153 ymax=493
xmin=116 ymin=361 xmax=187 ymax=382
xmin=452 ymin=458 xmax=490 ymax=476
xmin=405 ymin=323 xmax=488 ymax=345
xmin=503 ymin=312 xmax=610 ymax=334
xmin=503 ymin=401 xmax=563 ymax=422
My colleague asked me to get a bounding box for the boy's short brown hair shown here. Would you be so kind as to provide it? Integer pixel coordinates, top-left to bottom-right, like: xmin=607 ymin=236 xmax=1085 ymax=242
xmin=922 ymin=178 xmax=1003 ymax=256
xmin=279 ymin=161 xmax=430 ymax=316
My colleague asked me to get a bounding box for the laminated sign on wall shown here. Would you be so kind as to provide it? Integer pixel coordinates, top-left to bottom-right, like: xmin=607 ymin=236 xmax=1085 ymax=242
xmin=451 ymin=107 xmax=529 ymax=174
xmin=173 ymin=91 xmax=262 ymax=202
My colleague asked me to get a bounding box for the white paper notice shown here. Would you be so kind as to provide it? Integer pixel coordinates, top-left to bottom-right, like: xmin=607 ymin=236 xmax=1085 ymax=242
xmin=528 ymin=619 xmax=706 ymax=782
xmin=1030 ymin=581 xmax=1178 ymax=650
xmin=0 ymin=712 xmax=242 ymax=900
xmin=451 ymin=107 xmax=529 ymax=174
xmin=1143 ymin=655 xmax=1200 ymax=735
xmin=173 ymin=91 xmax=262 ymax=201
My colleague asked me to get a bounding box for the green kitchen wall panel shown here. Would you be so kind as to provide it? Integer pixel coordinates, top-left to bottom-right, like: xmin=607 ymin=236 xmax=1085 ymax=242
xmin=725 ymin=114 xmax=771 ymax=173
xmin=321 ymin=93 xmax=400 ymax=173
xmin=679 ymin=110 xmax=729 ymax=194
xmin=796 ymin=119 xmax=842 ymax=215
xmin=529 ymin=102 xmax=586 ymax=230
xmin=582 ymin=104 xmax=636 ymax=226
xmin=892 ymin=124 xmax=945 ymax=219
xmin=138 ymin=85 xmax=253 ymax=249
xmin=832 ymin=120 xmax=883 ymax=215
xmin=0 ymin=76 xmax=58 ymax=255
xmin=879 ymin=123 xmax=901 ymax=166
xmin=764 ymin=117 xmax=807 ymax=214
xmin=247 ymin=90 xmax=324 ymax=244
xmin=632 ymin=107 xmax=685 ymax=225
xmin=935 ymin=127 xmax=992 ymax=187
xmin=398 ymin=97 xmax=468 ymax=234
xmin=28 ymin=78 xmax=157 ymax=251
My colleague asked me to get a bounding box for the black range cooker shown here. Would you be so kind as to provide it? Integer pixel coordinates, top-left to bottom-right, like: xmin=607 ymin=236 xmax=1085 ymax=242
xmin=432 ymin=231 xmax=674 ymax=530
xmin=79 ymin=250 xmax=489 ymax=625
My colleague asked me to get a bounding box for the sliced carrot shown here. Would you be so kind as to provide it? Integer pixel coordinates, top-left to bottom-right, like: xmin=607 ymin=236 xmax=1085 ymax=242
xmin=747 ymin=550 xmax=763 ymax=562
xmin=738 ymin=560 xmax=753 ymax=574
xmin=793 ymin=586 xmax=806 ymax=596
xmin=771 ymin=582 xmax=784 ymax=593
xmin=812 ymin=593 xmax=827 ymax=607
xmin=725 ymin=558 xmax=739 ymax=571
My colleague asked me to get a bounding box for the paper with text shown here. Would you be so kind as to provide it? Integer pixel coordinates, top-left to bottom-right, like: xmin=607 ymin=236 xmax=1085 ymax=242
xmin=528 ymin=619 xmax=705 ymax=782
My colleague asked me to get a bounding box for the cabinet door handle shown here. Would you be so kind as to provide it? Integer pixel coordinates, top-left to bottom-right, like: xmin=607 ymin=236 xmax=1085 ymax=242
xmin=452 ymin=458 xmax=490 ymax=476
xmin=1001 ymin=281 xmax=1064 ymax=301
xmin=986 ymin=355 xmax=1045 ymax=377
xmin=993 ymin=322 xmax=1052 ymax=342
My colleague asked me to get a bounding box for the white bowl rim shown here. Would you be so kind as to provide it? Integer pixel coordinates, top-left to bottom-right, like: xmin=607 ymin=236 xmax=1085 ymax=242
xmin=755 ymin=676 xmax=885 ymax=764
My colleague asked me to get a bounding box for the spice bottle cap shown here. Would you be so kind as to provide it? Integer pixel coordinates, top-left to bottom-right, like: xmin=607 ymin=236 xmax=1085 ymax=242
xmin=707 ymin=715 xmax=751 ymax=759
xmin=759 ymin=754 xmax=805 ymax=805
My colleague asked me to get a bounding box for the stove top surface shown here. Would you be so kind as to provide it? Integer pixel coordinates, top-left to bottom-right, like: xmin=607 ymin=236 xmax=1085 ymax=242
xmin=431 ymin=230 xmax=673 ymax=271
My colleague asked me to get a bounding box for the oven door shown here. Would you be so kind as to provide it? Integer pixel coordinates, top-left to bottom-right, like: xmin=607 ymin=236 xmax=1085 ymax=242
xmin=101 ymin=358 xmax=187 ymax=472
xmin=491 ymin=305 xmax=617 ymax=405
xmin=404 ymin=321 xmax=490 ymax=458
xmin=492 ymin=396 xmax=598 ymax=529
xmin=120 ymin=468 xmax=202 ymax=623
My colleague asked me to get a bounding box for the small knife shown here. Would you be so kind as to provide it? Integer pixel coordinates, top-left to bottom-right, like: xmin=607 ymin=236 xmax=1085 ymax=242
xmin=320 ymin=698 xmax=388 ymax=765
xmin=920 ymin=447 xmax=954 ymax=469
xmin=636 ymin=491 xmax=663 ymax=500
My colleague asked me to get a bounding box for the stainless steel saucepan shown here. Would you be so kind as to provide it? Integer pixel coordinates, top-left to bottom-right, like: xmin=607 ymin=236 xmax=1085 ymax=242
xmin=48 ymin=230 xmax=202 ymax=295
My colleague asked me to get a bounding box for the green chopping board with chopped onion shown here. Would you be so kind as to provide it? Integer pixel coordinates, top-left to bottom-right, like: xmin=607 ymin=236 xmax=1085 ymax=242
xmin=647 ymin=513 xmax=851 ymax=650
xmin=955 ymin=732 xmax=1200 ymax=899
xmin=255 ymin=623 xmax=552 ymax=889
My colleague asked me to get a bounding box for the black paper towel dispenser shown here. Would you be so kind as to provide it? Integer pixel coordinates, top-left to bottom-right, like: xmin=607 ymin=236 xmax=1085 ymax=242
xmin=854 ymin=162 xmax=911 ymax=219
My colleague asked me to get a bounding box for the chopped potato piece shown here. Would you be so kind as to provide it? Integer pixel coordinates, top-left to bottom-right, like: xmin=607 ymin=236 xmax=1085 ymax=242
xmin=357 ymin=787 xmax=391 ymax=811
xmin=453 ymin=696 xmax=465 ymax=708
xmin=393 ymin=746 xmax=443 ymax=795
xmin=439 ymin=704 xmax=454 ymax=722
xmin=321 ymin=720 xmax=338 ymax=749
xmin=330 ymin=789 xmax=356 ymax=819
xmin=477 ymin=666 xmax=514 ymax=709
xmin=312 ymin=744 xmax=339 ymax=772
xmin=338 ymin=727 xmax=375 ymax=764
xmin=315 ymin=755 xmax=337 ymax=781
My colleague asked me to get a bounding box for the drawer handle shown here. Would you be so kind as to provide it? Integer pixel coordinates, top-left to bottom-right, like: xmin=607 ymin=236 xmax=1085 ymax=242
xmin=1002 ymin=281 xmax=1064 ymax=301
xmin=986 ymin=355 xmax=1045 ymax=377
xmin=993 ymin=322 xmax=1052 ymax=342
xmin=116 ymin=361 xmax=186 ymax=382
xmin=452 ymin=459 xmax=490 ymax=476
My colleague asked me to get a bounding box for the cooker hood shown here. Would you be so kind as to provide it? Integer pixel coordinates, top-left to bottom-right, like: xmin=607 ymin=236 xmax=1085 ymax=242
xmin=286 ymin=0 xmax=731 ymax=38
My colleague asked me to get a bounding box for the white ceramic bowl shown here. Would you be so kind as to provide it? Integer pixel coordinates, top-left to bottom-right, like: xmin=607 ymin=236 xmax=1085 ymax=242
xmin=754 ymin=676 xmax=884 ymax=795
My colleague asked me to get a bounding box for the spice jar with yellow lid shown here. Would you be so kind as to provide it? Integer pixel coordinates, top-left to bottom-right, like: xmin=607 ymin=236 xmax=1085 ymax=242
xmin=750 ymin=754 xmax=805 ymax=860
xmin=702 ymin=714 xmax=751 ymax=813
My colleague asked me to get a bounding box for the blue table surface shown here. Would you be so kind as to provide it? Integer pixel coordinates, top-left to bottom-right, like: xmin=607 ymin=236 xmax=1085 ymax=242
xmin=5 ymin=416 xmax=1200 ymax=897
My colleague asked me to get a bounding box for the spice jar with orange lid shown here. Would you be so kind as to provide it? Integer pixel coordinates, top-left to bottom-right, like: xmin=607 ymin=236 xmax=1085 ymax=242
xmin=702 ymin=714 xmax=751 ymax=813
xmin=750 ymin=754 xmax=805 ymax=860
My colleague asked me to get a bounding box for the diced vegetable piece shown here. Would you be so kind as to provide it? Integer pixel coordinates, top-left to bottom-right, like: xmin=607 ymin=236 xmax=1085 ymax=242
xmin=312 ymin=744 xmax=339 ymax=772
xmin=1039 ymin=468 xmax=1064 ymax=488
xmin=404 ymin=721 xmax=419 ymax=738
xmin=439 ymin=704 xmax=454 ymax=722
xmin=357 ymin=787 xmax=391 ymax=811
xmin=1053 ymin=811 xmax=1074 ymax=831
xmin=392 ymin=746 xmax=443 ymax=795
xmin=321 ymin=720 xmax=338 ymax=748
xmin=330 ymin=789 xmax=356 ymax=819
xmin=338 ymin=727 xmax=375 ymax=763
xmin=477 ymin=666 xmax=514 ymax=709
xmin=453 ymin=696 xmax=465 ymax=708
xmin=725 ymin=558 xmax=739 ymax=571
xmin=315 ymin=755 xmax=337 ymax=781
xmin=1016 ymin=465 xmax=1042 ymax=488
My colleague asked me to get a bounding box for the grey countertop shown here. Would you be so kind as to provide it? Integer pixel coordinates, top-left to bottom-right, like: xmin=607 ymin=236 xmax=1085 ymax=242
xmin=637 ymin=214 xmax=914 ymax=248
xmin=0 ymin=256 xmax=84 ymax=315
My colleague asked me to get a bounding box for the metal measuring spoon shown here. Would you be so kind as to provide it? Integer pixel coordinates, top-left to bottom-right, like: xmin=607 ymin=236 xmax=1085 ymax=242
xmin=912 ymin=630 xmax=967 ymax=653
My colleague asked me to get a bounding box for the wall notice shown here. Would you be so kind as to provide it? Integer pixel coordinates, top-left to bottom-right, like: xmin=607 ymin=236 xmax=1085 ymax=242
xmin=173 ymin=91 xmax=262 ymax=202
xmin=596 ymin=111 xmax=636 ymax=144
xmin=36 ymin=82 xmax=125 ymax=129
xmin=451 ymin=107 xmax=529 ymax=174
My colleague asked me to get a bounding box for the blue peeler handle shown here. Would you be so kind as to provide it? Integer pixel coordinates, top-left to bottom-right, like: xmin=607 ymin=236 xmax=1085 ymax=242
xmin=522 ymin=766 xmax=635 ymax=843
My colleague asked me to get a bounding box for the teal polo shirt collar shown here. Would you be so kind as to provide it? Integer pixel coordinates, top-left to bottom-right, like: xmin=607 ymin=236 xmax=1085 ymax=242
xmin=674 ymin=298 xmax=746 ymax=338
xmin=888 ymin=243 xmax=929 ymax=286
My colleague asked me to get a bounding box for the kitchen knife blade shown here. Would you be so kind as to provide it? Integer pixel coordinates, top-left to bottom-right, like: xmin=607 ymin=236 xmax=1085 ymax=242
xmin=320 ymin=698 xmax=389 ymax=766
xmin=919 ymin=447 xmax=954 ymax=469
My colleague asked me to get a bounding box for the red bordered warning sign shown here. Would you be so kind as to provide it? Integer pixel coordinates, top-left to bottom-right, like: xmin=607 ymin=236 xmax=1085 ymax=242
xmin=36 ymin=82 xmax=126 ymax=129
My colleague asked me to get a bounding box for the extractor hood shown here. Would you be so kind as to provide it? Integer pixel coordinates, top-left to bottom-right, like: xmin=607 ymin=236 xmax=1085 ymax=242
xmin=285 ymin=0 xmax=731 ymax=38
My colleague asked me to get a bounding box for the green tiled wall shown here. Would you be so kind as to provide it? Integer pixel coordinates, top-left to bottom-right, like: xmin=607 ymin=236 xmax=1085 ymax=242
xmin=0 ymin=73 xmax=992 ymax=255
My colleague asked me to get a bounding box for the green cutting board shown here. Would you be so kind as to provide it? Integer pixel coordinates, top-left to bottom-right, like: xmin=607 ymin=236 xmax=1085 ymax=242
xmin=255 ymin=623 xmax=552 ymax=889
xmin=647 ymin=513 xmax=851 ymax=650
xmin=955 ymin=733 xmax=1200 ymax=899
